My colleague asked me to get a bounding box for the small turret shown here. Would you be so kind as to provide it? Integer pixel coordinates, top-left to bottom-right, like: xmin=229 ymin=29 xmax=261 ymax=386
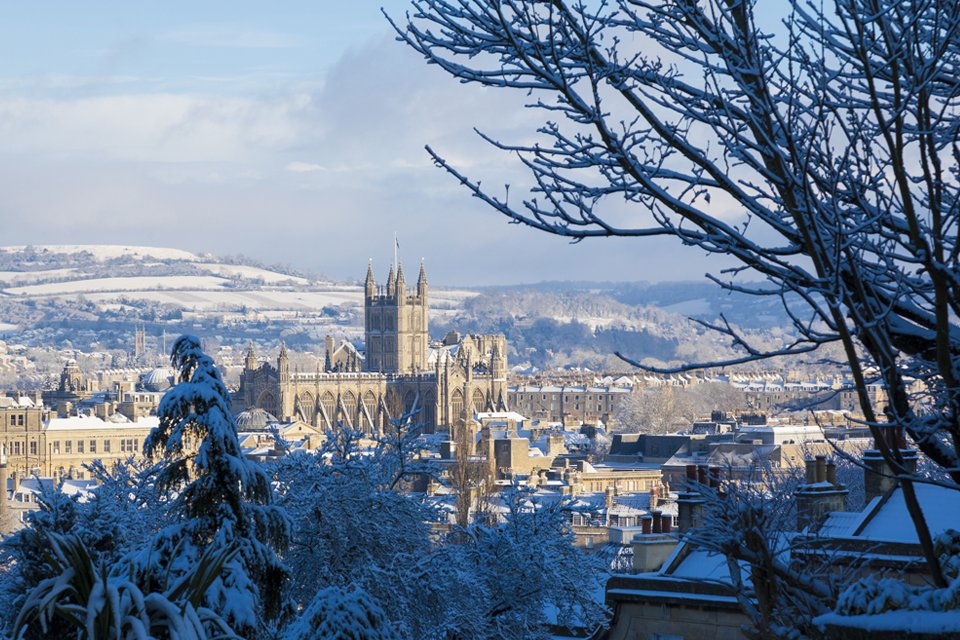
xmin=278 ymin=342 xmax=290 ymax=381
xmin=491 ymin=339 xmax=506 ymax=380
xmin=324 ymin=336 xmax=335 ymax=372
xmin=365 ymin=260 xmax=376 ymax=298
xmin=244 ymin=343 xmax=258 ymax=370
xmin=417 ymin=259 xmax=428 ymax=297
xmin=395 ymin=260 xmax=406 ymax=298
xmin=386 ymin=264 xmax=396 ymax=297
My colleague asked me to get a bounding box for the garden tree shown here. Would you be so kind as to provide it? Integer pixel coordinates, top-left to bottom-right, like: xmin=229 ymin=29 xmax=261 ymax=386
xmin=438 ymin=486 xmax=609 ymax=639
xmin=273 ymin=416 xmax=607 ymax=640
xmin=145 ymin=334 xmax=290 ymax=630
xmin=449 ymin=418 xmax=495 ymax=527
xmin=0 ymin=480 xmax=84 ymax=638
xmin=0 ymin=461 xmax=243 ymax=639
xmin=615 ymin=382 xmax=745 ymax=433
xmin=282 ymin=586 xmax=399 ymax=640
xmin=270 ymin=446 xmax=453 ymax=639
xmin=615 ymin=385 xmax=698 ymax=433
xmin=377 ymin=392 xmax=435 ymax=490
xmin=390 ymin=0 xmax=960 ymax=589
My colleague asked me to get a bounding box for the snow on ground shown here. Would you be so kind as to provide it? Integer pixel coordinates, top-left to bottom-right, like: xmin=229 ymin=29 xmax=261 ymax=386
xmin=429 ymin=289 xmax=480 ymax=306
xmin=11 ymin=284 xmax=475 ymax=314
xmin=4 ymin=275 xmax=233 ymax=296
xmin=195 ymin=263 xmax=311 ymax=285
xmin=0 ymin=268 xmax=77 ymax=285
xmin=0 ymin=244 xmax=200 ymax=262
xmin=662 ymin=298 xmax=713 ymax=316
xmin=79 ymin=289 xmax=363 ymax=311
xmin=548 ymin=315 xmax=624 ymax=330
xmin=816 ymin=610 xmax=960 ymax=633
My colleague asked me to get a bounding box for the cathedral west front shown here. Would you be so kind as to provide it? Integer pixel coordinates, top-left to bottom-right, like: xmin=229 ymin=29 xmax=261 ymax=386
xmin=233 ymin=258 xmax=508 ymax=434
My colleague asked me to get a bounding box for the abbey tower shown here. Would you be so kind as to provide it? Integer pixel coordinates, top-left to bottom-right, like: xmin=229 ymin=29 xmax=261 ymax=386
xmin=364 ymin=260 xmax=429 ymax=374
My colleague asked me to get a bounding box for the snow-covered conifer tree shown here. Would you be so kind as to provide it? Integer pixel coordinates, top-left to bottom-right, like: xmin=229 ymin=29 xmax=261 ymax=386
xmin=146 ymin=334 xmax=290 ymax=629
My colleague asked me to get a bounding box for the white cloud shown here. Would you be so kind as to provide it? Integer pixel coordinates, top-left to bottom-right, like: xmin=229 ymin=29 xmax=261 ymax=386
xmin=0 ymin=32 xmax=741 ymax=285
xmin=286 ymin=161 xmax=325 ymax=173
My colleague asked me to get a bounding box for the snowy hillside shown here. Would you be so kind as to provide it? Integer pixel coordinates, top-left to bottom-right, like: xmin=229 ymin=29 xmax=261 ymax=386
xmin=0 ymin=245 xmax=201 ymax=262
xmin=0 ymin=244 xmax=479 ymax=354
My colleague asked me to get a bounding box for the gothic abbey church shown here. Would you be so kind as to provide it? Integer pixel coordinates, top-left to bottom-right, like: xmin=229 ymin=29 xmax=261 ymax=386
xmin=234 ymin=259 xmax=508 ymax=433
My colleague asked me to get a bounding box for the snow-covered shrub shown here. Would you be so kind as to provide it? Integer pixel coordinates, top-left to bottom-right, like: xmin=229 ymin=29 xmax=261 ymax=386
xmin=13 ymin=532 xmax=236 ymax=640
xmin=272 ymin=442 xmax=448 ymax=639
xmin=283 ymin=586 xmax=397 ymax=640
xmin=837 ymin=529 xmax=960 ymax=615
xmin=0 ymin=476 xmax=84 ymax=624
xmin=438 ymin=485 xmax=609 ymax=640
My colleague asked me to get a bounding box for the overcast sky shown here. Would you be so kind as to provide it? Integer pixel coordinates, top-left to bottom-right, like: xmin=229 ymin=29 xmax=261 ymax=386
xmin=0 ymin=1 xmax=741 ymax=286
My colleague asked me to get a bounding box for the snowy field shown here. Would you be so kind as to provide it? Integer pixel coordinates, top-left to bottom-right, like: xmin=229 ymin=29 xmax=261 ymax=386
xmin=0 ymin=245 xmax=201 ymax=262
xmin=0 ymin=245 xmax=480 ymax=318
xmin=0 ymin=268 xmax=77 ymax=285
xmin=4 ymin=280 xmax=477 ymax=314
xmin=5 ymin=275 xmax=234 ymax=296
xmin=195 ymin=263 xmax=311 ymax=285
xmin=662 ymin=298 xmax=714 ymax=316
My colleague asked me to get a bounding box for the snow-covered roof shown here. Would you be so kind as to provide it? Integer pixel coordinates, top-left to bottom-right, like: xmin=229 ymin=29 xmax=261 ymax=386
xmin=666 ymin=546 xmax=737 ymax=582
xmin=475 ymin=411 xmax=528 ymax=423
xmin=45 ymin=415 xmax=159 ymax=432
xmin=819 ymin=509 xmax=871 ymax=538
xmin=853 ymin=484 xmax=960 ymax=544
xmin=236 ymin=407 xmax=279 ymax=431
xmin=16 ymin=477 xmax=98 ymax=499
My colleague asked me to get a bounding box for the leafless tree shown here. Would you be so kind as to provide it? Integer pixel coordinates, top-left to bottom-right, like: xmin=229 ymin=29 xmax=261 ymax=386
xmin=449 ymin=419 xmax=495 ymax=527
xmin=614 ymin=385 xmax=699 ymax=433
xmin=615 ymin=381 xmax=745 ymax=432
xmin=389 ymin=0 xmax=960 ymax=587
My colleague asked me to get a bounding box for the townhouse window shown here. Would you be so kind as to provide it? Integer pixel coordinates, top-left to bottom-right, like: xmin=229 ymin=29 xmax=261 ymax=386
xmin=77 ymin=440 xmax=84 ymax=454
xmin=89 ymin=440 xmax=96 ymax=453
xmin=104 ymin=440 xmax=111 ymax=453
xmin=29 ymin=442 xmax=36 ymax=456
xmin=53 ymin=441 xmax=61 ymax=455
xmin=17 ymin=415 xmax=23 ymax=426
xmin=65 ymin=441 xmax=72 ymax=454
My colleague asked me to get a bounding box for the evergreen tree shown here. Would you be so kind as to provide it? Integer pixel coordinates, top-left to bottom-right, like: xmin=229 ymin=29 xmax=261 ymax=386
xmin=146 ymin=334 xmax=290 ymax=629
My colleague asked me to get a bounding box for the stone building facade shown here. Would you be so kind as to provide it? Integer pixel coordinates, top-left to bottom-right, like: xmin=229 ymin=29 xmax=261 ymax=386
xmin=233 ymin=259 xmax=508 ymax=434
xmin=0 ymin=401 xmax=154 ymax=480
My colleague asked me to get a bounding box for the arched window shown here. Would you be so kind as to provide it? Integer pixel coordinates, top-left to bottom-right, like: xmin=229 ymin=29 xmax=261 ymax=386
xmin=258 ymin=391 xmax=278 ymax=417
xmin=472 ymin=389 xmax=485 ymax=414
xmin=451 ymin=389 xmax=464 ymax=422
xmin=297 ymin=391 xmax=316 ymax=424
xmin=320 ymin=392 xmax=336 ymax=428
xmin=403 ymin=390 xmax=417 ymax=416
xmin=342 ymin=391 xmax=357 ymax=427
xmin=361 ymin=391 xmax=377 ymax=433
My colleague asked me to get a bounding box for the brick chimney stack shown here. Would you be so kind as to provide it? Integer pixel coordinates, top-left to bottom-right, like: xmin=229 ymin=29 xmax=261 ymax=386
xmin=796 ymin=455 xmax=848 ymax=533
xmin=676 ymin=464 xmax=706 ymax=532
